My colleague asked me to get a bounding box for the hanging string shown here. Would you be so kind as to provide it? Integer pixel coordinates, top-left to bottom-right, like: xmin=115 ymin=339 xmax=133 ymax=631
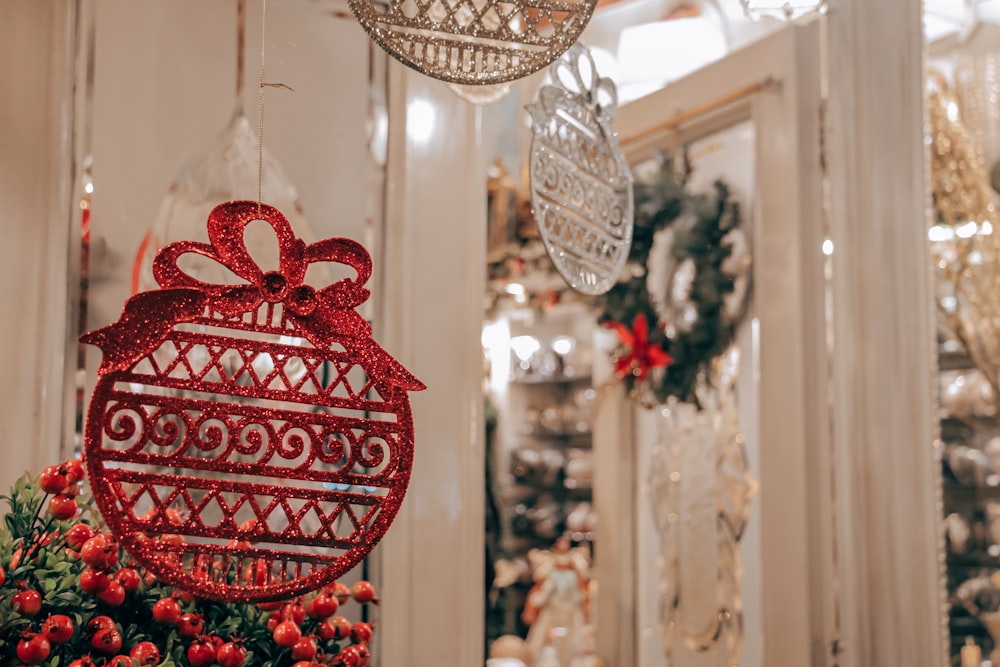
xmin=237 ymin=0 xmax=246 ymax=104
xmin=255 ymin=0 xmax=294 ymax=213
xmin=257 ymin=0 xmax=267 ymax=211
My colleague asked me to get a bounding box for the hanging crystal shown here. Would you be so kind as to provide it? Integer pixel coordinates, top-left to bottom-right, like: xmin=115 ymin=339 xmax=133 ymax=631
xmin=131 ymin=0 xmax=319 ymax=295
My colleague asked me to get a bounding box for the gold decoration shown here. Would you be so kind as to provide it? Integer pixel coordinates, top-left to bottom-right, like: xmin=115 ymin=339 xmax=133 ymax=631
xmin=347 ymin=0 xmax=596 ymax=85
xmin=928 ymin=72 xmax=1000 ymax=410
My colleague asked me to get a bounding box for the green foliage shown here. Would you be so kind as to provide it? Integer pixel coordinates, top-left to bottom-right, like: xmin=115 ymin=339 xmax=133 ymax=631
xmin=597 ymin=156 xmax=745 ymax=406
xmin=0 ymin=467 xmax=373 ymax=667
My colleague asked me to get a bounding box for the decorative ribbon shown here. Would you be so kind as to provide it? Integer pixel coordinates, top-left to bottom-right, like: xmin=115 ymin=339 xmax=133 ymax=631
xmin=83 ymin=201 xmax=424 ymax=391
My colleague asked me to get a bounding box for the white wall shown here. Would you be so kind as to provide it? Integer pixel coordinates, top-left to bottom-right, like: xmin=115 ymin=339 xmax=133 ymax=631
xmin=0 ymin=1 xmax=77 ymax=492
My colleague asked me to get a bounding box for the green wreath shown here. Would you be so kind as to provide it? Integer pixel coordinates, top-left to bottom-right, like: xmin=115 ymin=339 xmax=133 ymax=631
xmin=596 ymin=156 xmax=749 ymax=407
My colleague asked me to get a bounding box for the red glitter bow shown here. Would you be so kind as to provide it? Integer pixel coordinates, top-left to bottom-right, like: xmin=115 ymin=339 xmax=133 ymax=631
xmin=604 ymin=313 xmax=672 ymax=381
xmin=84 ymin=201 xmax=423 ymax=391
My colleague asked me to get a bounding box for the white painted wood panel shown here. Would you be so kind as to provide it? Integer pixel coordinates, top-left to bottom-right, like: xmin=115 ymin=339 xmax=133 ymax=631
xmin=825 ymin=1 xmax=948 ymax=665
xmin=0 ymin=1 xmax=78 ymax=491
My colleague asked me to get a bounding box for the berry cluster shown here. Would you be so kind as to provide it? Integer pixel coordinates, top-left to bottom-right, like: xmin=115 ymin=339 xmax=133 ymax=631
xmin=0 ymin=461 xmax=380 ymax=667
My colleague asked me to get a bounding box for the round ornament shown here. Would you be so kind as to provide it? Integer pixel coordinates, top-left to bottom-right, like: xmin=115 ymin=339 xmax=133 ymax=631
xmin=81 ymin=201 xmax=425 ymax=603
xmin=528 ymin=43 xmax=634 ymax=296
xmin=348 ymin=0 xmax=597 ymax=85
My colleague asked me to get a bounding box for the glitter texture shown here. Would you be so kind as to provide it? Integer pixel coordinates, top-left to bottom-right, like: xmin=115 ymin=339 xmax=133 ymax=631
xmin=347 ymin=0 xmax=597 ymax=85
xmin=528 ymin=43 xmax=634 ymax=295
xmin=80 ymin=201 xmax=424 ymax=603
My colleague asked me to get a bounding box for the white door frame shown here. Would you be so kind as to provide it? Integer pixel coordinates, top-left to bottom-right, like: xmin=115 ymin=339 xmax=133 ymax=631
xmin=599 ymin=22 xmax=836 ymax=666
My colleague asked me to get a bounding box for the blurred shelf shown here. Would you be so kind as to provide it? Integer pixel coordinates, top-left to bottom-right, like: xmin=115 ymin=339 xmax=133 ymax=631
xmin=939 ymin=350 xmax=975 ymax=371
xmin=948 ymin=552 xmax=1000 ymax=568
xmin=519 ymin=428 xmax=594 ymax=438
xmin=510 ymin=374 xmax=593 ymax=385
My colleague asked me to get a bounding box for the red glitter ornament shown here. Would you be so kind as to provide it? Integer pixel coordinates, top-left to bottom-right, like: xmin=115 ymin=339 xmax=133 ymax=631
xmin=81 ymin=200 xmax=424 ymax=603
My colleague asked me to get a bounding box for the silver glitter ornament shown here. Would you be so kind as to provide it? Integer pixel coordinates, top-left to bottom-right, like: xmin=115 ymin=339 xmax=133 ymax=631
xmin=527 ymin=43 xmax=634 ymax=295
xmin=348 ymin=0 xmax=597 ymax=85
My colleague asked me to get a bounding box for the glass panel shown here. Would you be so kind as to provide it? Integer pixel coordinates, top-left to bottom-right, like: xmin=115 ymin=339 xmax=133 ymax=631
xmin=630 ymin=119 xmax=761 ymax=667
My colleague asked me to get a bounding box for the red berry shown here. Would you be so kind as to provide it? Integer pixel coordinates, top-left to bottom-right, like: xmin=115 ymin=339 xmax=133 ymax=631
xmin=291 ymin=636 xmax=317 ymax=661
xmin=152 ymin=597 xmax=182 ymax=624
xmin=41 ymin=614 xmax=74 ymax=644
xmin=216 ymin=641 xmax=247 ymax=667
xmin=81 ymin=535 xmax=117 ymax=571
xmin=307 ymin=593 xmax=339 ymax=619
xmin=350 ymin=621 xmax=373 ymax=645
xmin=97 ymin=580 xmax=125 ymax=607
xmin=66 ymin=523 xmax=95 ymax=550
xmin=64 ymin=459 xmax=85 ymax=484
xmin=91 ymin=628 xmax=123 ymax=656
xmin=115 ymin=567 xmax=141 ymax=592
xmin=317 ymin=620 xmax=336 ymax=641
xmin=177 ymin=613 xmax=205 ymax=639
xmin=39 ymin=466 xmax=69 ymax=494
xmin=257 ymin=600 xmax=283 ymax=611
xmin=282 ymin=599 xmax=306 ymax=625
xmin=0 ymin=563 xmax=5 ymax=586
xmin=329 ymin=616 xmax=352 ymax=641
xmin=130 ymin=641 xmax=161 ymax=666
xmin=272 ymin=620 xmax=302 ymax=648
xmin=266 ymin=611 xmax=282 ymax=632
xmin=80 ymin=567 xmax=111 ymax=594
xmin=106 ymin=656 xmax=132 ymax=667
xmin=187 ymin=637 xmax=217 ymax=667
xmin=17 ymin=633 xmax=51 ymax=665
xmin=244 ymin=560 xmax=269 ymax=586
xmin=48 ymin=493 xmax=78 ymax=520
xmin=86 ymin=616 xmax=116 ymax=634
xmin=331 ymin=582 xmax=351 ymax=605
xmin=68 ymin=657 xmax=96 ymax=667
xmin=350 ymin=581 xmax=378 ymax=604
xmin=13 ymin=589 xmax=43 ymax=616
xmin=355 ymin=643 xmax=371 ymax=666
xmin=337 ymin=645 xmax=363 ymax=667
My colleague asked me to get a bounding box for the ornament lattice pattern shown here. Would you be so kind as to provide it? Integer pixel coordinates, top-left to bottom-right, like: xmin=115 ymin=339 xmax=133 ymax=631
xmin=348 ymin=0 xmax=596 ymax=84
xmin=82 ymin=201 xmax=423 ymax=602
xmin=528 ymin=43 xmax=633 ymax=295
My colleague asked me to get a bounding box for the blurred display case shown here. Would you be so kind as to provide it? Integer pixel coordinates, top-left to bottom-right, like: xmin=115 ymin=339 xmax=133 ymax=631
xmin=483 ymin=299 xmax=599 ymax=644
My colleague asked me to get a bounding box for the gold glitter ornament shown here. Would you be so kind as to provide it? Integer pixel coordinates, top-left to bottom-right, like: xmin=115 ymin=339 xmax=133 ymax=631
xmin=928 ymin=72 xmax=1000 ymax=411
xmin=348 ymin=0 xmax=597 ymax=85
xmin=528 ymin=42 xmax=634 ymax=295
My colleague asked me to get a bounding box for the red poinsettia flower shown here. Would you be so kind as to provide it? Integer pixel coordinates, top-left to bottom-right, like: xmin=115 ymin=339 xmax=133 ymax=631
xmin=604 ymin=313 xmax=673 ymax=381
